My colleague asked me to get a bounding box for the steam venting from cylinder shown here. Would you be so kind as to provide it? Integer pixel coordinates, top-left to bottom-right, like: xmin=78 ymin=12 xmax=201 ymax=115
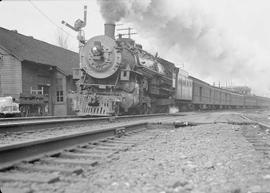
xmin=104 ymin=23 xmax=115 ymax=39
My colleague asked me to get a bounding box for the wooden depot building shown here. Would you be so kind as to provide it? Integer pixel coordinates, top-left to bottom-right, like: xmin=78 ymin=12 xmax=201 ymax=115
xmin=0 ymin=27 xmax=79 ymax=116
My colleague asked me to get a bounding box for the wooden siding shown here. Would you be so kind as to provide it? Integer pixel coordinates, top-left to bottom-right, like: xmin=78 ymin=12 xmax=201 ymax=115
xmin=21 ymin=61 xmax=52 ymax=94
xmin=0 ymin=47 xmax=22 ymax=99
xmin=20 ymin=62 xmax=76 ymax=116
xmin=0 ymin=49 xmax=77 ymax=116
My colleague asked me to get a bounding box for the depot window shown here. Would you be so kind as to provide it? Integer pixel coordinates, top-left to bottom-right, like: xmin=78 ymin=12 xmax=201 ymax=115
xmin=56 ymin=78 xmax=64 ymax=102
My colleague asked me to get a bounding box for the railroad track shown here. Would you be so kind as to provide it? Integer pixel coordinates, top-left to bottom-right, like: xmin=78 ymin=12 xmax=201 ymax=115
xmin=1 ymin=112 xmax=267 ymax=192
xmin=240 ymin=115 xmax=270 ymax=187
xmin=0 ymin=110 xmax=244 ymax=127
xmin=0 ymin=113 xmax=181 ymax=129
xmin=0 ymin=113 xmax=189 ymax=148
xmin=0 ymin=115 xmax=79 ymax=122
xmin=0 ymin=122 xmax=153 ymax=193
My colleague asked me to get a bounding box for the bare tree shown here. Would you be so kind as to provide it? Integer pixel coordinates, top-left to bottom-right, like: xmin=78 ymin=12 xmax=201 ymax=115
xmin=55 ymin=29 xmax=69 ymax=49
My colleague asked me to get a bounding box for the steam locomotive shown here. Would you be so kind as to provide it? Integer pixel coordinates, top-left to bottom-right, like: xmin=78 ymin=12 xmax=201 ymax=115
xmin=68 ymin=23 xmax=270 ymax=116
xmin=69 ymin=23 xmax=182 ymax=116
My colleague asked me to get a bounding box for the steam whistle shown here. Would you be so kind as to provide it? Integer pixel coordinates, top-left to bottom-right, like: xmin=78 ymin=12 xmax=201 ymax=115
xmin=62 ymin=5 xmax=87 ymax=43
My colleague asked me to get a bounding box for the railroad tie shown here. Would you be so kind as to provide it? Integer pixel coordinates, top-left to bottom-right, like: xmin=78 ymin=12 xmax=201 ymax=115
xmin=0 ymin=172 xmax=60 ymax=183
xmin=17 ymin=163 xmax=83 ymax=175
xmin=42 ymin=157 xmax=98 ymax=167
xmin=74 ymin=148 xmax=115 ymax=157
xmin=1 ymin=187 xmax=33 ymax=193
xmin=60 ymin=151 xmax=107 ymax=160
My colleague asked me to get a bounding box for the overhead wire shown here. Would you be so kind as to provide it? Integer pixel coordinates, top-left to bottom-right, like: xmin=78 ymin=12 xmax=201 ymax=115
xmin=28 ymin=0 xmax=76 ymax=38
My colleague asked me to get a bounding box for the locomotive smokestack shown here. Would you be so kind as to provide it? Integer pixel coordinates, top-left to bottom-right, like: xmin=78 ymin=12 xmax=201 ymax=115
xmin=104 ymin=23 xmax=115 ymax=39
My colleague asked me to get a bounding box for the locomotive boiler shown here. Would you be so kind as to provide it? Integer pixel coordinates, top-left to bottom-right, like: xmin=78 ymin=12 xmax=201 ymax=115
xmin=71 ymin=23 xmax=175 ymax=116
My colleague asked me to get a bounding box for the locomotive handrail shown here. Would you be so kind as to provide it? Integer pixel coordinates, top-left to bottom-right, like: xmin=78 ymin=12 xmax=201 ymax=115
xmin=138 ymin=66 xmax=172 ymax=81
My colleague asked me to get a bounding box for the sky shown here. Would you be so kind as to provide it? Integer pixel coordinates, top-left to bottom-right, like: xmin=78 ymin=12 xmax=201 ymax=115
xmin=1 ymin=0 xmax=270 ymax=96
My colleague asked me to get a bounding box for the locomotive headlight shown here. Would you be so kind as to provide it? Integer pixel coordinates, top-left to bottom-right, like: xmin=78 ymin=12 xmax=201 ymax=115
xmin=91 ymin=46 xmax=100 ymax=55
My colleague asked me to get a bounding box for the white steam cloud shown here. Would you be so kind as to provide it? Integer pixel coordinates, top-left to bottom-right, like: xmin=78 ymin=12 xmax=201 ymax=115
xmin=97 ymin=0 xmax=270 ymax=96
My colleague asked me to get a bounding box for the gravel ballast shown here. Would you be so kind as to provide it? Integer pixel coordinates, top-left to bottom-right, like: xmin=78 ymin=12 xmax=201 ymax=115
xmin=66 ymin=123 xmax=270 ymax=193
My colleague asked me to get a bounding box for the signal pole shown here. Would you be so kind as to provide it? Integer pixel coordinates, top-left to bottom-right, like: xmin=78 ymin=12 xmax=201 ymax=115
xmin=62 ymin=5 xmax=87 ymax=69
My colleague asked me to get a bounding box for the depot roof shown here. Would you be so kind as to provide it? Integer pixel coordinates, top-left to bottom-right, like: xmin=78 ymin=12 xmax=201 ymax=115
xmin=0 ymin=27 xmax=79 ymax=75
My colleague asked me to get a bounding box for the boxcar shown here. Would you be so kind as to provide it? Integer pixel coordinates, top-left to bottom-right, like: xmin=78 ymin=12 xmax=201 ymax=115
xmin=256 ymin=96 xmax=270 ymax=108
xmin=175 ymin=69 xmax=192 ymax=101
xmin=189 ymin=76 xmax=248 ymax=110
xmin=174 ymin=68 xmax=192 ymax=110
xmin=230 ymin=93 xmax=244 ymax=108
xmin=189 ymin=76 xmax=213 ymax=109
xmin=244 ymin=95 xmax=257 ymax=108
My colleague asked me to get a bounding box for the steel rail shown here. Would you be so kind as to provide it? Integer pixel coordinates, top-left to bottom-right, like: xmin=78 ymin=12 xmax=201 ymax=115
xmin=0 ymin=113 xmax=176 ymax=123
xmin=0 ymin=115 xmax=79 ymax=122
xmin=0 ymin=113 xmax=175 ymax=129
xmin=241 ymin=114 xmax=270 ymax=129
xmin=0 ymin=122 xmax=148 ymax=170
xmin=0 ymin=109 xmax=249 ymax=124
